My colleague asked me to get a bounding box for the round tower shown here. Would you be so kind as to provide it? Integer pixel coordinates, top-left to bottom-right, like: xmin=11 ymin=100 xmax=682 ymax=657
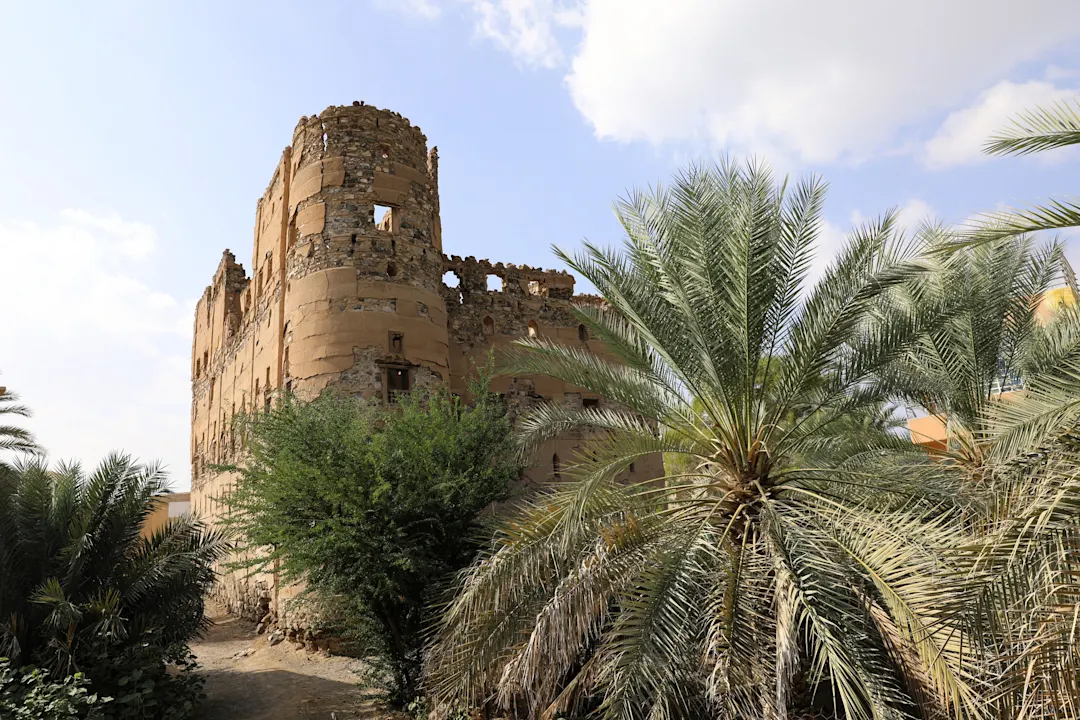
xmin=282 ymin=103 xmax=450 ymax=400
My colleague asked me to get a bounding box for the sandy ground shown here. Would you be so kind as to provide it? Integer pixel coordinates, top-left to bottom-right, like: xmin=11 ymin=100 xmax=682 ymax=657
xmin=192 ymin=600 xmax=381 ymax=720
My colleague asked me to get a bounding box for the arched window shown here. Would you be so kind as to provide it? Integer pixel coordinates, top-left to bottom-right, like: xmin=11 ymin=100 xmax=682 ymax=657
xmin=578 ymin=324 xmax=589 ymax=343
xmin=528 ymin=320 xmax=538 ymax=338
xmin=483 ymin=316 xmax=495 ymax=335
xmin=553 ymin=453 xmax=561 ymax=479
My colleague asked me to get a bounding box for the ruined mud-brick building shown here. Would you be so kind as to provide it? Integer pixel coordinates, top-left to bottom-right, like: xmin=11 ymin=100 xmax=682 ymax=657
xmin=190 ymin=103 xmax=663 ymax=624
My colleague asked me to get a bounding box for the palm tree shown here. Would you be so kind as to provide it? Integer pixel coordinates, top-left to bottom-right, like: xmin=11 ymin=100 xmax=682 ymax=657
xmin=906 ymin=96 xmax=1080 ymax=714
xmin=0 ymin=453 xmax=228 ymax=676
xmin=426 ymin=161 xmax=981 ymax=720
xmin=884 ymin=234 xmax=1071 ymax=472
xmin=871 ymin=231 xmax=1080 ymax=718
xmin=0 ymin=382 xmax=39 ymax=462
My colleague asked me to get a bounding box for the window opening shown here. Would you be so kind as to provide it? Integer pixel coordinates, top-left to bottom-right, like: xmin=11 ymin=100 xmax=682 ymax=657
xmin=442 ymin=271 xmax=463 ymax=304
xmin=487 ymin=274 xmax=503 ymax=292
xmin=374 ymin=204 xmax=393 ymax=231
xmin=578 ymin=324 xmax=589 ymax=342
xmin=483 ymin=316 xmax=495 ymax=335
xmin=528 ymin=320 xmax=538 ymax=338
xmin=387 ymin=367 xmax=410 ymax=403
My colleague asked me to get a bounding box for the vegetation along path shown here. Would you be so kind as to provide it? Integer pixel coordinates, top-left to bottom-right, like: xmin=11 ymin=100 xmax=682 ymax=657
xmin=192 ymin=601 xmax=379 ymax=720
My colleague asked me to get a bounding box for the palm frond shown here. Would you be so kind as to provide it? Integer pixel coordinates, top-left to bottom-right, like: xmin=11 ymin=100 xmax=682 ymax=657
xmin=986 ymin=99 xmax=1080 ymax=156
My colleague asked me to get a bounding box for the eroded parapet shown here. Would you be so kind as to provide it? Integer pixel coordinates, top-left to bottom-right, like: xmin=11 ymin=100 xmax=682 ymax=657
xmin=441 ymin=255 xmax=575 ymax=302
xmin=192 ymin=250 xmax=250 ymax=380
xmin=287 ymin=104 xmax=442 ymax=285
xmin=440 ymin=255 xmax=592 ymax=351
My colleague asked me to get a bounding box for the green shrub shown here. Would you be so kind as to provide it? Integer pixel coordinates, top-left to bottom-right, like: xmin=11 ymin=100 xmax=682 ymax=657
xmin=0 ymin=659 xmax=108 ymax=719
xmin=222 ymin=369 xmax=523 ymax=706
xmin=0 ymin=455 xmax=228 ymax=719
xmin=81 ymin=637 xmax=205 ymax=720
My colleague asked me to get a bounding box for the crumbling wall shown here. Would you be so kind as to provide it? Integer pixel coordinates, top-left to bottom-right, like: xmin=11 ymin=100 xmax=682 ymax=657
xmin=439 ymin=255 xmax=664 ymax=487
xmin=190 ymin=147 xmax=293 ymax=619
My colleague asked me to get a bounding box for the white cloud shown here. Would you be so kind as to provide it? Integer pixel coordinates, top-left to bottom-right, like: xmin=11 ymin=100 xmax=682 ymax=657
xmin=462 ymin=0 xmax=1080 ymax=164
xmin=893 ymin=198 xmax=937 ymax=233
xmin=464 ymin=0 xmax=577 ymax=68
xmin=923 ymin=80 xmax=1077 ymax=168
xmin=0 ymin=211 xmax=192 ymax=489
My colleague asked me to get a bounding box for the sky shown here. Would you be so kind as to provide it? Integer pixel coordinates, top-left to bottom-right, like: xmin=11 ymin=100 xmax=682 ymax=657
xmin=1 ymin=0 xmax=1079 ymax=491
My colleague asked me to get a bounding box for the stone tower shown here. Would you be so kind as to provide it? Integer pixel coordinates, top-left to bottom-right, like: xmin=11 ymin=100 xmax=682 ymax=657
xmin=190 ymin=103 xmax=665 ymax=623
xmin=283 ymin=104 xmax=450 ymax=401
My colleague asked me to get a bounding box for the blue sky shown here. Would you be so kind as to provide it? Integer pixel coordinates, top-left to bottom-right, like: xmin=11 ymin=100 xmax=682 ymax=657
xmin=2 ymin=0 xmax=1079 ymax=490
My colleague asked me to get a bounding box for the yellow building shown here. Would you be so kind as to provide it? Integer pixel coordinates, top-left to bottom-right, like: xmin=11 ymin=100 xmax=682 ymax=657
xmin=141 ymin=492 xmax=191 ymax=539
xmin=908 ymin=286 xmax=1076 ymax=448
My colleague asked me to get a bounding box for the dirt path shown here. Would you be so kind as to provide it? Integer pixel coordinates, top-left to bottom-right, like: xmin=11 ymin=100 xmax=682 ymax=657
xmin=192 ymin=601 xmax=380 ymax=720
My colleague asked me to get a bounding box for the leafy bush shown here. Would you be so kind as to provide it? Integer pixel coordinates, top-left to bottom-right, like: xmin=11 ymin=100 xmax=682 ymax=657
xmin=82 ymin=637 xmax=205 ymax=720
xmin=0 ymin=455 xmax=228 ymax=718
xmin=222 ymin=370 xmax=523 ymax=705
xmin=0 ymin=659 xmax=108 ymax=719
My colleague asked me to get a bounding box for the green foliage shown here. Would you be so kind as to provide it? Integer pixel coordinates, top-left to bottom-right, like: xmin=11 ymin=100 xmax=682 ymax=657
xmin=426 ymin=159 xmax=980 ymax=720
xmin=0 ymin=659 xmax=108 ymax=719
xmin=965 ymin=96 xmax=1080 ymax=243
xmin=0 ymin=380 xmax=39 ymax=463
xmin=985 ymin=98 xmax=1080 ymax=157
xmin=0 ymin=454 xmax=228 ymax=719
xmin=882 ymin=233 xmax=1070 ymax=466
xmin=221 ymin=368 xmax=523 ymax=706
xmin=84 ymin=638 xmax=205 ymax=720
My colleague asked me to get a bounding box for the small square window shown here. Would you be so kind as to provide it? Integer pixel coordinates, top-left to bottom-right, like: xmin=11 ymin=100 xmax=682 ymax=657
xmin=374 ymin=204 xmax=393 ymax=231
xmin=390 ymin=332 xmax=404 ymax=354
xmin=583 ymin=398 xmax=600 ymax=409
